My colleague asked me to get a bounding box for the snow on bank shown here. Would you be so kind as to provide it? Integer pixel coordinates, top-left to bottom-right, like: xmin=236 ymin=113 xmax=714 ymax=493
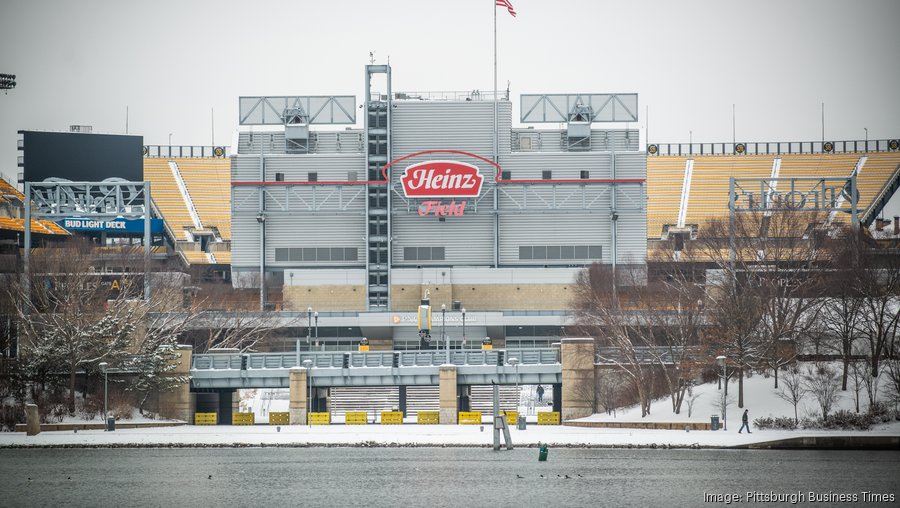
xmin=2 ymin=422 xmax=898 ymax=449
xmin=577 ymin=362 xmax=895 ymax=424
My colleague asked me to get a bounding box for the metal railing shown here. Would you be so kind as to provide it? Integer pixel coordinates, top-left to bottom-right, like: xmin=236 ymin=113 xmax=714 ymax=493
xmin=143 ymin=145 xmax=229 ymax=158
xmin=648 ymin=139 xmax=899 ymax=156
xmin=191 ymin=348 xmax=560 ymax=371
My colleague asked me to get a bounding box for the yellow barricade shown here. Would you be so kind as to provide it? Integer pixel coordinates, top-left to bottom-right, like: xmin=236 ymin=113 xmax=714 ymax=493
xmin=537 ymin=411 xmax=561 ymax=425
xmin=458 ymin=411 xmax=482 ymax=425
xmin=194 ymin=412 xmax=217 ymax=425
xmin=501 ymin=411 xmax=518 ymax=426
xmin=417 ymin=411 xmax=440 ymax=425
xmin=381 ymin=411 xmax=404 ymax=424
xmin=269 ymin=412 xmax=289 ymax=425
xmin=309 ymin=412 xmax=331 ymax=425
xmin=232 ymin=412 xmax=255 ymax=425
xmin=345 ymin=411 xmax=368 ymax=425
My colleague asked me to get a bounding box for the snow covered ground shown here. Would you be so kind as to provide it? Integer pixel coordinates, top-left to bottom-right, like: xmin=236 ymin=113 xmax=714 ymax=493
xmin=2 ymin=420 xmax=898 ymax=448
xmin=577 ymin=362 xmax=894 ymax=424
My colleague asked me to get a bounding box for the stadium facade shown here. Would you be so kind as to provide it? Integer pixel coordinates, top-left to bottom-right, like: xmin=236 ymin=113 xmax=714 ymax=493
xmin=230 ymin=64 xmax=647 ymax=350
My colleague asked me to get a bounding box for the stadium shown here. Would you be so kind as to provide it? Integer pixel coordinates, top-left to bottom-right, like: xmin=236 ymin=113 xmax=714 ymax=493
xmin=3 ymin=63 xmax=900 ymax=420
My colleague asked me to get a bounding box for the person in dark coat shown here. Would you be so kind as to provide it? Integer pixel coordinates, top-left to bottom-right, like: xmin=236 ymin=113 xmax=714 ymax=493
xmin=536 ymin=385 xmax=545 ymax=402
xmin=739 ymin=409 xmax=751 ymax=433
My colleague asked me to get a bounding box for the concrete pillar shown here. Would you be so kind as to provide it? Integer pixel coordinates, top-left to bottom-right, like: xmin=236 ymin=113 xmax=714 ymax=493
xmin=158 ymin=345 xmax=195 ymax=422
xmin=439 ymin=366 xmax=458 ymax=424
xmin=561 ymin=338 xmax=596 ymax=422
xmin=25 ymin=404 xmax=39 ymax=436
xmin=289 ymin=367 xmax=308 ymax=425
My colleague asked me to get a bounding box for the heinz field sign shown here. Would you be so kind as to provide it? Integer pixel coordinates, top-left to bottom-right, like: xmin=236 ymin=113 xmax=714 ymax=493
xmin=400 ymin=160 xmax=485 ymax=217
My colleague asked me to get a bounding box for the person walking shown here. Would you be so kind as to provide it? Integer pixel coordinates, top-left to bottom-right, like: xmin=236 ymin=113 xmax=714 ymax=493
xmin=739 ymin=409 xmax=751 ymax=434
xmin=536 ymin=385 xmax=544 ymax=402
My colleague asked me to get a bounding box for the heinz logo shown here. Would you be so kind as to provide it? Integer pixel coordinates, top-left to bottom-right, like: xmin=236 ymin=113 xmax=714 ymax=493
xmin=400 ymin=160 xmax=484 ymax=198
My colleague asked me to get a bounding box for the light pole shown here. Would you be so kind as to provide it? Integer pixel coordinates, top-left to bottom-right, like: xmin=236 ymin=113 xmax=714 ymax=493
xmin=461 ymin=307 xmax=466 ymax=349
xmin=441 ymin=303 xmax=448 ymax=363
xmin=98 ymin=362 xmax=108 ymax=427
xmin=508 ymin=357 xmax=520 ymax=417
xmin=717 ymin=355 xmax=727 ymax=431
xmin=864 ymin=127 xmax=868 ymax=150
xmin=302 ymin=358 xmax=313 ymax=428
xmin=314 ymin=311 xmax=319 ymax=351
xmin=307 ymin=307 xmax=312 ymax=350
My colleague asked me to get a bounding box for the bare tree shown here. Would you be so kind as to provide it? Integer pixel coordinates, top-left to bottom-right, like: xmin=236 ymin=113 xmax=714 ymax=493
xmin=685 ymin=381 xmax=702 ymax=418
xmin=803 ymin=363 xmax=842 ymax=420
xmin=847 ymin=356 xmax=867 ymax=413
xmin=884 ymin=359 xmax=900 ymax=414
xmin=774 ymin=365 xmax=808 ymax=423
xmin=854 ymin=252 xmax=900 ymax=379
xmin=572 ymin=264 xmax=656 ymax=417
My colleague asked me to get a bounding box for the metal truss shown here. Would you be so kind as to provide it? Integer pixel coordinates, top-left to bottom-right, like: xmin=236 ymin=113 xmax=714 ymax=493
xmin=497 ymin=182 xmax=643 ymax=213
xmin=29 ymin=180 xmax=148 ymax=217
xmin=233 ymin=184 xmax=366 ymax=215
xmin=520 ymin=93 xmax=638 ymax=123
xmin=239 ymin=96 xmax=356 ymax=125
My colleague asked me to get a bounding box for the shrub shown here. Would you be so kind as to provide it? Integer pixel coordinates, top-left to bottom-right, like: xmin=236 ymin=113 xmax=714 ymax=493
xmin=753 ymin=416 xmax=774 ymax=429
xmin=753 ymin=416 xmax=797 ymax=430
xmin=823 ymin=409 xmax=872 ymax=430
xmin=798 ymin=417 xmax=821 ymax=430
xmin=78 ymin=393 xmax=103 ymax=421
xmin=867 ymin=402 xmax=892 ymax=424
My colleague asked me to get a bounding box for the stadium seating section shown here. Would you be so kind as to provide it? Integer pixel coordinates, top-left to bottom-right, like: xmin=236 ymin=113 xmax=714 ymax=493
xmin=646 ymin=152 xmax=900 ymax=240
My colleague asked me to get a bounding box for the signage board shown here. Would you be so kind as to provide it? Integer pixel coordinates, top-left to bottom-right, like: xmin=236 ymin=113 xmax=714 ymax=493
xmin=57 ymin=217 xmax=164 ymax=234
xmin=400 ymin=160 xmax=485 ymax=198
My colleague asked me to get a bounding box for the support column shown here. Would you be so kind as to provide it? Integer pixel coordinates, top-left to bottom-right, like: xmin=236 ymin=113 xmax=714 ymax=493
xmin=25 ymin=404 xmax=39 ymax=436
xmin=561 ymin=338 xmax=596 ymax=422
xmin=158 ymin=345 xmax=195 ymax=422
xmin=439 ymin=366 xmax=458 ymax=424
xmin=398 ymin=385 xmax=407 ymax=416
xmin=289 ymin=367 xmax=308 ymax=425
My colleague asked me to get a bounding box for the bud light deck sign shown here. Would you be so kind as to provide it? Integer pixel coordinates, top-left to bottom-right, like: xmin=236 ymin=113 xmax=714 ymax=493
xmin=57 ymin=217 xmax=164 ymax=234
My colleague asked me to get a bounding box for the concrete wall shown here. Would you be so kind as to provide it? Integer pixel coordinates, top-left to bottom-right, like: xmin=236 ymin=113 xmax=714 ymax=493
xmin=158 ymin=345 xmax=195 ymax=421
xmin=283 ymin=285 xmax=366 ymax=311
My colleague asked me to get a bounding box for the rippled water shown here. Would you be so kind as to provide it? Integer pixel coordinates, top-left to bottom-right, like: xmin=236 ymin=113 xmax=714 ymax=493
xmin=0 ymin=447 xmax=897 ymax=507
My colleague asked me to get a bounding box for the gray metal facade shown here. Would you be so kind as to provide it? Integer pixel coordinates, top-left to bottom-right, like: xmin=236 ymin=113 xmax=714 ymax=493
xmin=231 ymin=65 xmax=647 ymax=310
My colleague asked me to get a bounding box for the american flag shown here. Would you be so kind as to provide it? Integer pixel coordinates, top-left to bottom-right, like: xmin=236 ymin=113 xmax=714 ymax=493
xmin=496 ymin=0 xmax=516 ymax=17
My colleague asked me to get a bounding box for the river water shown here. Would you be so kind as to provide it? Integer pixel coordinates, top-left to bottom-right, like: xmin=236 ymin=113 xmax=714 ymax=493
xmin=0 ymin=448 xmax=897 ymax=507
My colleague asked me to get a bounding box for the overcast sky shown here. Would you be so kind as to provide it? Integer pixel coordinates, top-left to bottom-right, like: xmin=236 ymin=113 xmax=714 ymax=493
xmin=2 ymin=0 xmax=899 ymax=211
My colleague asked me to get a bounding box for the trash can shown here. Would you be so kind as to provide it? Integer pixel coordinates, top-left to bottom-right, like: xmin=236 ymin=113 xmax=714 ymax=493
xmin=106 ymin=417 xmax=116 ymax=432
xmin=710 ymin=415 xmax=720 ymax=431
xmin=517 ymin=415 xmax=526 ymax=430
xmin=538 ymin=445 xmax=548 ymax=462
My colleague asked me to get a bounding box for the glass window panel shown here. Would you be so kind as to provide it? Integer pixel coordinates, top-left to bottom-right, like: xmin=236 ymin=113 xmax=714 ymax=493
xmin=589 ymin=246 xmax=602 ymax=259
xmin=405 ymin=247 xmax=417 ymax=261
xmin=547 ymin=245 xmax=561 ymax=259
xmin=345 ymin=248 xmax=358 ymax=261
xmin=275 ymin=248 xmax=288 ymax=262
xmin=561 ymin=245 xmax=574 ymax=259
xmin=533 ymin=246 xmax=547 ymax=259
xmin=418 ymin=247 xmax=431 ymax=260
xmin=302 ymin=248 xmax=317 ymax=261
xmin=331 ymin=247 xmax=344 ymax=261
xmin=519 ymin=246 xmax=532 ymax=260
xmin=574 ymin=246 xmax=589 ymax=258
xmin=432 ymin=247 xmax=445 ymax=260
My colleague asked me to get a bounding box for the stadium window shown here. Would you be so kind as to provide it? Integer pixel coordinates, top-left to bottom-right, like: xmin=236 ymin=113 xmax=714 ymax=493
xmin=574 ymin=246 xmax=589 ymax=258
xmin=302 ymin=247 xmax=316 ymax=261
xmin=501 ymin=170 xmax=511 ymax=180
xmin=308 ymin=172 xmax=318 ymax=182
xmin=580 ymin=170 xmax=590 ymax=179
xmin=432 ymin=247 xmax=445 ymax=260
xmin=317 ymin=248 xmax=331 ymax=261
xmin=547 ymin=245 xmax=561 ymax=260
xmin=542 ymin=170 xmax=552 ymax=180
xmin=561 ymin=245 xmax=574 ymax=259
xmin=405 ymin=247 xmax=418 ymax=261
xmin=519 ymin=246 xmax=532 ymax=260
xmin=345 ymin=248 xmax=358 ymax=261
xmin=275 ymin=248 xmax=289 ymax=261
xmin=589 ymin=245 xmax=602 ymax=259
xmin=331 ymin=247 xmax=345 ymax=261
xmin=533 ymin=246 xmax=547 ymax=259
xmin=275 ymin=172 xmax=285 ymax=182
xmin=289 ymin=248 xmax=303 ymax=261
xmin=418 ymin=247 xmax=431 ymax=261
